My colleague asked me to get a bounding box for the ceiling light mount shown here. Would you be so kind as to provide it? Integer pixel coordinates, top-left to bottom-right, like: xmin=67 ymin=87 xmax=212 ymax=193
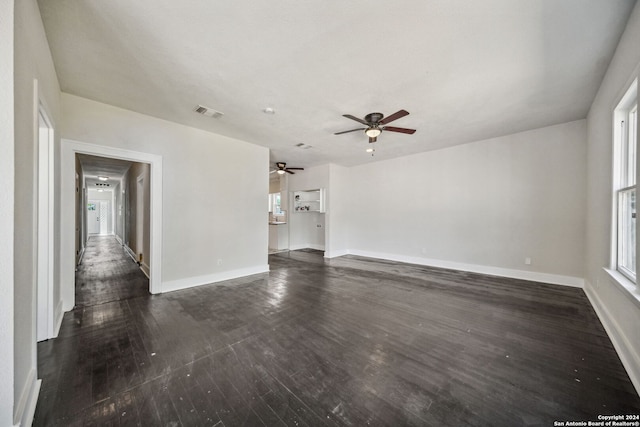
xmin=98 ymin=176 xmax=109 ymax=181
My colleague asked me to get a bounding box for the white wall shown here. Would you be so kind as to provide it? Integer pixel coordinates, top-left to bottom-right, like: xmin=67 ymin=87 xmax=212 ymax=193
xmin=88 ymin=189 xmax=115 ymax=202
xmin=288 ymin=165 xmax=329 ymax=251
xmin=342 ymin=120 xmax=587 ymax=286
xmin=115 ymin=169 xmax=130 ymax=246
xmin=325 ymin=164 xmax=350 ymax=258
xmin=125 ymin=162 xmax=150 ymax=272
xmin=269 ymin=177 xmax=280 ymax=194
xmin=0 ymin=0 xmax=14 ymax=424
xmin=584 ymin=2 xmax=640 ymax=394
xmin=289 ymin=211 xmax=325 ymax=250
xmin=61 ymin=94 xmax=269 ymax=296
xmin=13 ymin=0 xmax=62 ymax=424
xmin=113 ymin=181 xmax=123 ymax=243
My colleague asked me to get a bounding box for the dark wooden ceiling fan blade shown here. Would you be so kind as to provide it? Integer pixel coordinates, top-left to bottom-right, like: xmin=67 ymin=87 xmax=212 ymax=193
xmin=342 ymin=114 xmax=369 ymax=126
xmin=285 ymin=170 xmax=295 ymax=174
xmin=286 ymin=167 xmax=304 ymax=170
xmin=334 ymin=127 xmax=366 ymax=135
xmin=382 ymin=126 xmax=416 ymax=134
xmin=379 ymin=109 xmax=409 ymax=125
xmin=369 ymin=136 xmax=377 ymax=143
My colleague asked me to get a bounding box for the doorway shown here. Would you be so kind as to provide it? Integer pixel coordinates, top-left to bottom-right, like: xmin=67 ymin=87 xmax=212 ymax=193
xmin=61 ymin=140 xmax=163 ymax=309
xmin=75 ymin=155 xmax=152 ymax=307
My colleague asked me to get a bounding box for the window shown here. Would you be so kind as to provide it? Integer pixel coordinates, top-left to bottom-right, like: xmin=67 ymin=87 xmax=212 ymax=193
xmin=269 ymin=192 xmax=283 ymax=215
xmin=614 ymin=80 xmax=638 ymax=283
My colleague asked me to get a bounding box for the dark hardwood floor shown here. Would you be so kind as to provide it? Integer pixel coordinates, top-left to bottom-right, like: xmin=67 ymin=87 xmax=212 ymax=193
xmin=34 ymin=244 xmax=640 ymax=426
xmin=75 ymin=235 xmax=150 ymax=308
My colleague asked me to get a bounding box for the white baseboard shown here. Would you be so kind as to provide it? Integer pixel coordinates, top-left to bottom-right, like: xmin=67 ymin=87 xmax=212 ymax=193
xmin=140 ymin=262 xmax=150 ymax=279
xmin=324 ymin=249 xmax=349 ymax=258
xmin=584 ymin=280 xmax=640 ymax=396
xmin=14 ymin=369 xmax=40 ymax=427
xmin=289 ymin=243 xmax=308 ymax=251
xmin=123 ymin=244 xmax=137 ymax=263
xmin=345 ymin=249 xmax=584 ymax=288
xmin=77 ymin=246 xmax=85 ymax=265
xmin=161 ymin=264 xmax=270 ymax=294
xmin=53 ymin=298 xmax=64 ymax=338
xmin=290 ymin=243 xmax=325 ymax=251
xmin=115 ymin=234 xmax=123 ymax=245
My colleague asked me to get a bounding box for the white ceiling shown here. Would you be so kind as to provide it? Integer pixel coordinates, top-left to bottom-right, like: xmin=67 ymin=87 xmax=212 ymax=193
xmin=39 ymin=1 xmax=636 ymax=168
xmin=78 ymin=154 xmax=133 ymax=189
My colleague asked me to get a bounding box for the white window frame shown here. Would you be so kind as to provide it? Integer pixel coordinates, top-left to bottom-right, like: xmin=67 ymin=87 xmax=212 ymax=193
xmin=613 ymin=79 xmax=638 ymax=284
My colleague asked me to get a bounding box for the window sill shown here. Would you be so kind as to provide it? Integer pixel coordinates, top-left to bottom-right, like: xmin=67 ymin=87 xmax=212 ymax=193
xmin=603 ymin=268 xmax=640 ymax=309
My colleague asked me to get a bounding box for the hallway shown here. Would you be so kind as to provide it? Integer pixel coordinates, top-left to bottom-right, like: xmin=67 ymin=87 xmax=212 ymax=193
xmin=75 ymin=235 xmax=149 ymax=308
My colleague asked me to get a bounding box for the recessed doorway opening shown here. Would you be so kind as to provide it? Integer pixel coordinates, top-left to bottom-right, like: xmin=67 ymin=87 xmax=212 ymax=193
xmin=61 ymin=140 xmax=163 ymax=311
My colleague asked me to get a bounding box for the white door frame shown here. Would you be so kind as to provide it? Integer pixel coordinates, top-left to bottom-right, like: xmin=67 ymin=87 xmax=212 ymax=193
xmin=136 ymin=175 xmax=144 ymax=262
xmin=36 ymin=105 xmax=55 ymax=341
xmin=60 ymin=139 xmax=163 ymax=311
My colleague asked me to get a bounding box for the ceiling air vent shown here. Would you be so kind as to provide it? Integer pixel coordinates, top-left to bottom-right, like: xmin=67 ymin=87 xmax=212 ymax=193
xmin=295 ymin=143 xmax=313 ymax=149
xmin=193 ymin=105 xmax=224 ymax=119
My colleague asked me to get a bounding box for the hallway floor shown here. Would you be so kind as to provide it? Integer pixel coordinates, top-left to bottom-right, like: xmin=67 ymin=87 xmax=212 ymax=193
xmin=75 ymin=235 xmax=149 ymax=308
xmin=34 ymin=248 xmax=640 ymax=426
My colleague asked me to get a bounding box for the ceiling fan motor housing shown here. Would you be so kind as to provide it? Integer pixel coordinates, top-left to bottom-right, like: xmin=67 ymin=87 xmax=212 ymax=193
xmin=365 ymin=112 xmax=384 ymax=124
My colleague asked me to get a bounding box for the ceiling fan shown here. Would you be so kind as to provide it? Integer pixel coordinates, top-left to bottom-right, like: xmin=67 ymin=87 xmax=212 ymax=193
xmin=271 ymin=162 xmax=304 ymax=175
xmin=334 ymin=109 xmax=416 ymax=143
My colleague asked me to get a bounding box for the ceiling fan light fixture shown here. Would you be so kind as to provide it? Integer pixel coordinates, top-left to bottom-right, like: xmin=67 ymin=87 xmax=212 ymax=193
xmin=337 ymin=110 xmax=415 ymax=142
xmin=277 ymin=169 xmax=286 ymax=175
xmin=365 ymin=127 xmax=381 ymax=138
